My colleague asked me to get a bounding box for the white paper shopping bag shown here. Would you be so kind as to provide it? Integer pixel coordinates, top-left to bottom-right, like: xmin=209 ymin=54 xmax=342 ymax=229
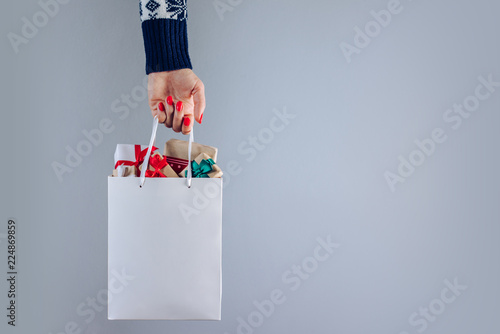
xmin=108 ymin=118 xmax=222 ymax=320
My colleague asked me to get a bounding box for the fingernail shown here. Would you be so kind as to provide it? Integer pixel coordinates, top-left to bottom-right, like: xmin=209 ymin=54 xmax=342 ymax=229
xmin=176 ymin=101 xmax=183 ymax=112
xmin=199 ymin=113 xmax=203 ymax=124
xmin=183 ymin=117 xmax=191 ymax=127
xmin=158 ymin=102 xmax=165 ymax=111
xmin=167 ymin=96 xmax=173 ymax=106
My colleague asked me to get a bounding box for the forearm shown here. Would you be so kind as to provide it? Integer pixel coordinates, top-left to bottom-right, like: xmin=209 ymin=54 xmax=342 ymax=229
xmin=140 ymin=0 xmax=192 ymax=74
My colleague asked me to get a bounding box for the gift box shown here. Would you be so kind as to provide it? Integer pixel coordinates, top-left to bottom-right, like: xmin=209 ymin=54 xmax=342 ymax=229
xmin=166 ymin=156 xmax=190 ymax=175
xmin=179 ymin=153 xmax=223 ymax=178
xmin=164 ymin=139 xmax=218 ymax=174
xmin=114 ymin=144 xmax=158 ymax=177
xmin=139 ymin=152 xmax=179 ymax=178
xmin=112 ymin=165 xmax=137 ymax=177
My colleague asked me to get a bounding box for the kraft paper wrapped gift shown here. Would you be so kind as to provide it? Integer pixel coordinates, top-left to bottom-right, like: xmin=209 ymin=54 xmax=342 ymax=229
xmin=139 ymin=152 xmax=179 ymax=178
xmin=164 ymin=139 xmax=218 ymax=174
xmin=179 ymin=153 xmax=223 ymax=178
xmin=112 ymin=165 xmax=137 ymax=177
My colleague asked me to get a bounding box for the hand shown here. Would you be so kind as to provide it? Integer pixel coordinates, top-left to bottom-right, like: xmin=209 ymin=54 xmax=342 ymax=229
xmin=148 ymin=69 xmax=205 ymax=134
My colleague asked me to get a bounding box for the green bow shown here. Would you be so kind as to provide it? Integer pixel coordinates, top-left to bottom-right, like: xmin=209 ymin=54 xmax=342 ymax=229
xmin=185 ymin=158 xmax=216 ymax=178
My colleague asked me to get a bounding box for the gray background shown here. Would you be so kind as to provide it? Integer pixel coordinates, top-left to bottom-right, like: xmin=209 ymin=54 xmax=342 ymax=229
xmin=1 ymin=0 xmax=499 ymax=333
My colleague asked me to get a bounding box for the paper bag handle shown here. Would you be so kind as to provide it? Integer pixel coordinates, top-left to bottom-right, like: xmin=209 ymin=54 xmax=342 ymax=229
xmin=139 ymin=116 xmax=193 ymax=188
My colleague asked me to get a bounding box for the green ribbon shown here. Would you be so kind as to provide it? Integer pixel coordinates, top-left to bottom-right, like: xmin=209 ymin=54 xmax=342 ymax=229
xmin=185 ymin=158 xmax=216 ymax=178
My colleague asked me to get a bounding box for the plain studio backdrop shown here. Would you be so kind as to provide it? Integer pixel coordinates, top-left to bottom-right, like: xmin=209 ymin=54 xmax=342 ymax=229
xmin=1 ymin=0 xmax=499 ymax=333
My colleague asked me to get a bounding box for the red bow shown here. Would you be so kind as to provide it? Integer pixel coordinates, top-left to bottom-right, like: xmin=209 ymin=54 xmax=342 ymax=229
xmin=115 ymin=145 xmax=158 ymax=176
xmin=145 ymin=154 xmax=168 ymax=178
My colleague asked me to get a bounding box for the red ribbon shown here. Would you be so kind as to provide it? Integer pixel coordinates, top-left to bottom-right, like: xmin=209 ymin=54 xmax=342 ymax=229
xmin=115 ymin=145 xmax=158 ymax=176
xmin=145 ymin=153 xmax=168 ymax=178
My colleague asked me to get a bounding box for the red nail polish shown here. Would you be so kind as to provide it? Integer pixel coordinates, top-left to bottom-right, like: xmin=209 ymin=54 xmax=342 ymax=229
xmin=176 ymin=101 xmax=183 ymax=112
xmin=158 ymin=102 xmax=165 ymax=111
xmin=199 ymin=113 xmax=203 ymax=124
xmin=183 ymin=117 xmax=191 ymax=127
xmin=167 ymin=96 xmax=173 ymax=106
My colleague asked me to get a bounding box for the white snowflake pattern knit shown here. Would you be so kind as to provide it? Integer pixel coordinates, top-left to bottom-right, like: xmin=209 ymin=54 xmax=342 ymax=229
xmin=140 ymin=0 xmax=192 ymax=74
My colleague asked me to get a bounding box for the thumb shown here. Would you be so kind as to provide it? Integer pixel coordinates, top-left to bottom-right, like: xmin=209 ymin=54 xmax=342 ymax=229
xmin=192 ymin=80 xmax=206 ymax=124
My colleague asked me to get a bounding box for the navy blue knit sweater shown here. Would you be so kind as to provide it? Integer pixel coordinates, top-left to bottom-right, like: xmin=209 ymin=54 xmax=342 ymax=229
xmin=140 ymin=0 xmax=192 ymax=74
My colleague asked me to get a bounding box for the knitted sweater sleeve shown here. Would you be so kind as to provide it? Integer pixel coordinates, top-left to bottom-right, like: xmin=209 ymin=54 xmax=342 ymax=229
xmin=139 ymin=0 xmax=192 ymax=74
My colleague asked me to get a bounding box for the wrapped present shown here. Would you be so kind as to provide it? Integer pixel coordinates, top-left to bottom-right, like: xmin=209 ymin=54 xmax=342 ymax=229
xmin=114 ymin=144 xmax=158 ymax=176
xmin=112 ymin=165 xmax=137 ymax=177
xmin=166 ymin=156 xmax=190 ymax=175
xmin=179 ymin=153 xmax=223 ymax=178
xmin=164 ymin=139 xmax=218 ymax=174
xmin=139 ymin=152 xmax=179 ymax=178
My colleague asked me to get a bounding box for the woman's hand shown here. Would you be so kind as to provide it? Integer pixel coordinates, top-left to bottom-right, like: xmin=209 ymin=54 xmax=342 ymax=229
xmin=148 ymin=69 xmax=205 ymax=134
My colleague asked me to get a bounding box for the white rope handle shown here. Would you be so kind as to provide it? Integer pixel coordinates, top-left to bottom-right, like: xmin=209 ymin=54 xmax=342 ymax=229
xmin=139 ymin=116 xmax=159 ymax=188
xmin=139 ymin=116 xmax=194 ymax=188
xmin=187 ymin=130 xmax=193 ymax=188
